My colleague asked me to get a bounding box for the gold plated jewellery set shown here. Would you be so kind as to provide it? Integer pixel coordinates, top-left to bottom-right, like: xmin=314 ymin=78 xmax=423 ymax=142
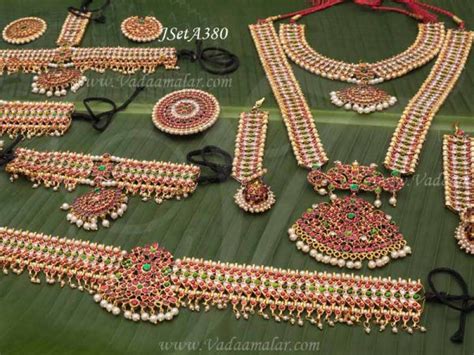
xmin=0 ymin=0 xmax=473 ymax=340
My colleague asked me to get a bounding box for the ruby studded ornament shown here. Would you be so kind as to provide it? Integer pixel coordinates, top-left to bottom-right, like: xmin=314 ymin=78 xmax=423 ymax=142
xmin=288 ymin=162 xmax=411 ymax=269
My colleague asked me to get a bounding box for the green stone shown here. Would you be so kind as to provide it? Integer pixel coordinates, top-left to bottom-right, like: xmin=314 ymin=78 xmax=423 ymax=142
xmin=319 ymin=286 xmax=326 ymax=292
xmin=328 ymin=287 xmax=335 ymax=293
xmin=385 ymin=292 xmax=391 ymax=297
xmin=350 ymin=183 xmax=359 ymax=191
xmin=201 ymin=273 xmax=207 ymax=279
xmin=413 ymin=293 xmax=420 ymax=300
xmin=391 ymin=170 xmax=400 ymax=177
xmin=347 ymin=212 xmax=356 ymax=219
xmin=142 ymin=263 xmax=151 ymax=272
xmin=366 ymin=291 xmax=372 ymax=296
xmin=98 ymin=165 xmax=106 ymax=171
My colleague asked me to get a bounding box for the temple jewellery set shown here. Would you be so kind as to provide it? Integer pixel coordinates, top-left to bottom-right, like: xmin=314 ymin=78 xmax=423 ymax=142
xmin=0 ymin=0 xmax=473 ymax=341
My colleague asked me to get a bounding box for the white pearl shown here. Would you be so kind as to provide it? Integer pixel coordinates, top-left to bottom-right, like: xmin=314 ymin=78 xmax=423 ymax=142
xmin=112 ymin=307 xmax=121 ymax=315
xmin=157 ymin=313 xmax=165 ymax=322
xmin=124 ymin=311 xmax=132 ymax=319
xmin=337 ymin=259 xmax=345 ymax=268
xmin=374 ymin=199 xmax=382 ymax=208
xmin=171 ymin=308 xmax=179 ymax=316
xmin=93 ymin=294 xmax=101 ymax=302
xmin=295 ymin=241 xmax=304 ymax=249
xmin=318 ymin=188 xmax=327 ymax=195
xmin=132 ymin=313 xmax=140 ymax=322
xmin=309 ymin=249 xmax=318 ymax=257
xmin=368 ymin=260 xmax=376 ymax=269
xmin=102 ymin=219 xmax=110 ymax=228
xmin=302 ymin=245 xmax=310 ymax=253
xmin=149 ymin=315 xmax=158 ymax=323
xmin=289 ymin=233 xmax=298 ymax=241
xmin=99 ymin=300 xmax=108 ymax=308
xmin=141 ymin=312 xmax=150 ymax=321
xmin=165 ymin=312 xmax=173 ymax=321
xmin=106 ymin=303 xmax=113 ymax=312
xmin=330 ymin=194 xmax=337 ymax=201
xmin=389 ymin=197 xmax=397 ymax=206
xmin=403 ymin=246 xmax=412 ymax=254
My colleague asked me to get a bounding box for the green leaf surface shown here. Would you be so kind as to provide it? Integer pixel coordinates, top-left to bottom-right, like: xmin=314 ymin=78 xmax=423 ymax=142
xmin=0 ymin=0 xmax=473 ymax=354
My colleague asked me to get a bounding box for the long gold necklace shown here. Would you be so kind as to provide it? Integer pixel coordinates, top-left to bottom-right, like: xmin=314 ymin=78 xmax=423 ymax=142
xmin=249 ymin=14 xmax=472 ymax=269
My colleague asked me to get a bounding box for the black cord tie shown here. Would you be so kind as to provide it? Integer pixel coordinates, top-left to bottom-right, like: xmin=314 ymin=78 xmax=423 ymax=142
xmin=178 ymin=40 xmax=240 ymax=75
xmin=186 ymin=146 xmax=232 ymax=185
xmin=0 ymin=135 xmax=23 ymax=167
xmin=425 ymin=267 xmax=474 ymax=344
xmin=68 ymin=0 xmax=111 ymax=23
xmin=72 ymin=86 xmax=145 ymax=132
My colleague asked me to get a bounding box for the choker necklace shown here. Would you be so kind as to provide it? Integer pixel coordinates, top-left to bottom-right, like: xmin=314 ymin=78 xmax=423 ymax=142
xmin=0 ymin=86 xmax=144 ymax=138
xmin=280 ymin=22 xmax=445 ymax=114
xmin=0 ymin=42 xmax=238 ymax=96
xmin=249 ymin=7 xmax=472 ymax=268
xmin=0 ymin=226 xmax=426 ymax=335
xmin=1 ymin=144 xmax=231 ymax=231
xmin=443 ymin=126 xmax=473 ymax=254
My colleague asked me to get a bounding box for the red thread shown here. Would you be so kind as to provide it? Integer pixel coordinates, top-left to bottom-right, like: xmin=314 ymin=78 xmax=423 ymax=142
xmin=274 ymin=0 xmax=464 ymax=28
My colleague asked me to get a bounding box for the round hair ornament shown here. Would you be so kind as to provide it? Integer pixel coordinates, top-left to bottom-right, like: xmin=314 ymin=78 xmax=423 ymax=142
xmin=152 ymin=89 xmax=220 ymax=135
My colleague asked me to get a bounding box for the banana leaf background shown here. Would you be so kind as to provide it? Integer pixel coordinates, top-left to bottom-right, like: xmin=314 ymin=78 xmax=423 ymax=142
xmin=0 ymin=0 xmax=473 ymax=354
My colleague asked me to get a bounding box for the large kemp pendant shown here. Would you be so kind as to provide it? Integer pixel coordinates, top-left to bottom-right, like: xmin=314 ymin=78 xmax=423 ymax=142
xmin=330 ymin=64 xmax=397 ymax=114
xmin=288 ymin=161 xmax=411 ymax=269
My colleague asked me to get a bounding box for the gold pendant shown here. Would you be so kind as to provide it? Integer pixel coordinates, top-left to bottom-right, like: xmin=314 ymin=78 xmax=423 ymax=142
xmin=330 ymin=84 xmax=397 ymax=114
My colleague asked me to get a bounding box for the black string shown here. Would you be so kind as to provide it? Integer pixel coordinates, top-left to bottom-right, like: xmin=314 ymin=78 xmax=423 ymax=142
xmin=68 ymin=0 xmax=111 ymax=23
xmin=0 ymin=135 xmax=23 ymax=167
xmin=186 ymin=146 xmax=232 ymax=185
xmin=178 ymin=40 xmax=240 ymax=75
xmin=72 ymin=86 xmax=145 ymax=132
xmin=425 ymin=267 xmax=474 ymax=343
